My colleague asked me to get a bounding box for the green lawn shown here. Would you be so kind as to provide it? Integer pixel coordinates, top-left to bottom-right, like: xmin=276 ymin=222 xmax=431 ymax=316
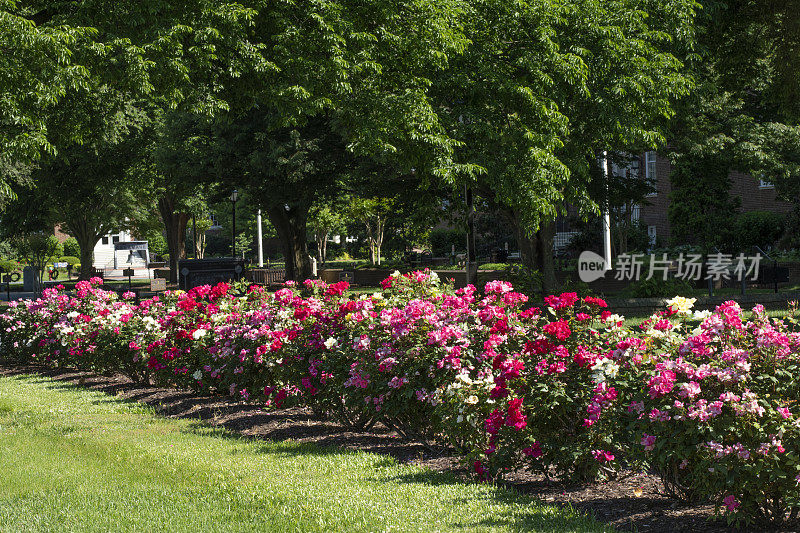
xmin=0 ymin=374 xmax=611 ymax=533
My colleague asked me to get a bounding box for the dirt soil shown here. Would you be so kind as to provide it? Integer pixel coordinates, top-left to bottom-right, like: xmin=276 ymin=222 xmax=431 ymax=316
xmin=2 ymin=363 xmax=797 ymax=533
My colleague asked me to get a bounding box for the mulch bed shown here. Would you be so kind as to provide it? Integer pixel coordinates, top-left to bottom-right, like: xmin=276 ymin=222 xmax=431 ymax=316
xmin=1 ymin=362 xmax=796 ymax=533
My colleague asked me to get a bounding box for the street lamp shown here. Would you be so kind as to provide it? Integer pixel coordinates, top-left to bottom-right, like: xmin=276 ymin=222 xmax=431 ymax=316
xmin=230 ymin=189 xmax=239 ymax=258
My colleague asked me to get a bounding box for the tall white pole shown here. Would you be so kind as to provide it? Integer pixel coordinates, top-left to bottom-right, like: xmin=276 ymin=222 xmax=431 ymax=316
xmin=257 ymin=209 xmax=264 ymax=267
xmin=602 ymin=151 xmax=613 ymax=271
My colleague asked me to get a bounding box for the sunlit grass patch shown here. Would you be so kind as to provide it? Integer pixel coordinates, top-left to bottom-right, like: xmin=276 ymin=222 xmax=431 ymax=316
xmin=0 ymin=374 xmax=612 ymax=533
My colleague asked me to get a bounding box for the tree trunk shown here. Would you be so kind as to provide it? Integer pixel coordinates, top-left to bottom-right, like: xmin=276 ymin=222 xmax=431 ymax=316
xmin=507 ymin=211 xmax=557 ymax=294
xmin=196 ymin=233 xmax=206 ymax=259
xmin=265 ymin=203 xmax=312 ymax=280
xmin=375 ymin=216 xmax=384 ymax=266
xmin=67 ymin=217 xmax=100 ymax=280
xmin=535 ymin=221 xmax=557 ymax=294
xmin=158 ymin=195 xmax=190 ymax=284
xmin=315 ymin=231 xmax=326 ymax=266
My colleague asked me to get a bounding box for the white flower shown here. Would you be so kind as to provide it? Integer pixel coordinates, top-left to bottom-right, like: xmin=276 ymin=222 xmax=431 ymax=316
xmin=456 ymin=415 xmax=464 ymax=423
xmin=67 ymin=311 xmax=79 ymax=319
xmin=591 ymin=357 xmax=620 ymax=382
xmin=192 ymin=370 xmax=202 ymax=380
xmin=465 ymin=395 xmax=479 ymax=405
xmin=324 ymin=337 xmax=338 ymax=350
xmin=392 ymin=270 xmax=401 ymax=277
xmin=192 ymin=329 xmax=207 ymax=340
xmin=455 ymin=371 xmax=473 ymax=385
xmin=693 ymin=310 xmax=712 ymax=320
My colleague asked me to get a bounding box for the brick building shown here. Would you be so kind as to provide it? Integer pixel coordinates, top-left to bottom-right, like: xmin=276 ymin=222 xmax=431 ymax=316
xmin=635 ymin=152 xmax=793 ymax=245
xmin=554 ymin=151 xmax=794 ymax=252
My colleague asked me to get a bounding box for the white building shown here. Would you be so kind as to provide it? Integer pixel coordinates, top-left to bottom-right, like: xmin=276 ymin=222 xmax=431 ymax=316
xmin=92 ymin=230 xmax=148 ymax=270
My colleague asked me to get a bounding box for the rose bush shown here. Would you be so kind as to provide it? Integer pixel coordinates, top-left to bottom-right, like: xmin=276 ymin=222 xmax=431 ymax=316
xmin=1 ymin=275 xmax=799 ymax=527
xmin=623 ymin=299 xmax=800 ymax=526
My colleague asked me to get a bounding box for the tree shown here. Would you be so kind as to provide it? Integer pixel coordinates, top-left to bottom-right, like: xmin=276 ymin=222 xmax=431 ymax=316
xmin=147 ymin=112 xmax=219 ymax=281
xmin=191 ymin=217 xmax=213 ymax=259
xmin=347 ymin=197 xmax=395 ymax=265
xmin=668 ymin=155 xmax=740 ymax=250
xmin=191 ymin=0 xmax=471 ymax=279
xmin=4 ymin=0 xmax=267 ymax=281
xmin=433 ymin=0 xmax=696 ymax=291
xmin=308 ymin=204 xmax=346 ymax=266
xmin=14 ymin=233 xmax=61 ymax=293
xmin=0 ymin=2 xmax=93 ymax=197
xmin=20 ymin=96 xmax=153 ymax=279
xmin=668 ymin=1 xmax=800 ymax=247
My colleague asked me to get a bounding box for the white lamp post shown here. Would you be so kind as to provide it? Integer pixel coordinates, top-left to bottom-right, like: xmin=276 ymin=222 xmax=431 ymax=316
xmin=229 ymin=190 xmax=239 ymax=258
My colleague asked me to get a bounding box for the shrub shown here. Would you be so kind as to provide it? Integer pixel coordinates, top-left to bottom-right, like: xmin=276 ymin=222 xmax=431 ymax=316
xmin=62 ymin=237 xmax=80 ymax=258
xmin=623 ymin=276 xmax=694 ymax=298
xmin=2 ymin=278 xmax=799 ymax=528
xmin=477 ymin=264 xmax=542 ymax=297
xmin=0 ymin=259 xmax=19 ymax=273
xmin=58 ymin=256 xmax=80 ymax=267
xmin=624 ymin=300 xmax=800 ymax=526
xmin=732 ymin=211 xmax=785 ymax=251
xmin=438 ymin=292 xmax=627 ymax=482
xmin=429 ymin=228 xmax=466 ymax=257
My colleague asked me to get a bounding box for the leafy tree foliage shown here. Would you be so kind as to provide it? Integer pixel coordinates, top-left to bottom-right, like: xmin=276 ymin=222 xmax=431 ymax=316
xmin=668 ymin=0 xmax=800 ymax=246
xmin=0 ymin=1 xmax=92 ymax=195
xmin=433 ymin=0 xmax=697 ymax=290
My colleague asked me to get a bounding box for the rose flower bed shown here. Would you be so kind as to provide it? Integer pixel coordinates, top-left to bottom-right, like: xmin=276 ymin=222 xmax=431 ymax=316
xmin=1 ymin=274 xmax=799 ymax=528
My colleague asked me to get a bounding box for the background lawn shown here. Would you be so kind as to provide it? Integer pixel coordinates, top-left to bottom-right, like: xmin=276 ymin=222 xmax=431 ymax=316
xmin=0 ymin=374 xmax=612 ymax=533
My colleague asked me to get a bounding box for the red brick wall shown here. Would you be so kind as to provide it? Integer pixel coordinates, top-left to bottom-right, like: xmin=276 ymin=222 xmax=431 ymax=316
xmin=53 ymin=224 xmax=71 ymax=243
xmin=637 ymin=155 xmax=793 ymax=245
xmin=729 ymin=170 xmax=793 ymax=214
xmin=637 ymin=152 xmax=674 ymax=244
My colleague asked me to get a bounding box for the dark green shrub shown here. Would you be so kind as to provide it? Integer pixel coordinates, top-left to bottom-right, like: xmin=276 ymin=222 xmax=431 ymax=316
xmin=623 ymin=276 xmax=694 ymax=298
xmin=477 ymin=264 xmax=541 ymax=296
xmin=558 ymin=278 xmax=593 ymax=296
xmin=429 ymin=228 xmax=466 ymax=257
xmin=732 ymin=211 xmax=785 ymax=251
xmin=478 ymin=262 xmax=510 ymax=270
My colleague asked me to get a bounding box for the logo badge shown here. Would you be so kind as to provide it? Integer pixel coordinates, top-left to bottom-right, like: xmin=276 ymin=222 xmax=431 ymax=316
xmin=578 ymin=251 xmax=608 ymax=283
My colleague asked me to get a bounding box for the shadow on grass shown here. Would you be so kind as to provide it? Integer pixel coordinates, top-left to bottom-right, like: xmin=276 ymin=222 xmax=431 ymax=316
xmin=0 ymin=362 xmax=759 ymax=532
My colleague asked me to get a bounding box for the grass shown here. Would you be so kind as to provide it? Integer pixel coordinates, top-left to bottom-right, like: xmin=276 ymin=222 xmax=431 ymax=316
xmin=0 ymin=374 xmax=612 ymax=533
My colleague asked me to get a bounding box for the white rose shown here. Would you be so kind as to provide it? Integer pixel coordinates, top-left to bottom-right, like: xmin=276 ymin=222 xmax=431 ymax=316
xmin=192 ymin=370 xmax=202 ymax=380
xmin=192 ymin=329 xmax=207 ymax=340
xmin=693 ymin=310 xmax=712 ymax=320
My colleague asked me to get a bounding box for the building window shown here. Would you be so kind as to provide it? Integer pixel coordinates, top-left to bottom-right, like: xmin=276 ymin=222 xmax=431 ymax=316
xmin=112 ymin=235 xmax=121 ymax=244
xmin=209 ymin=213 xmax=220 ymax=227
xmin=647 ymin=225 xmax=657 ymax=247
xmin=101 ymin=236 xmax=109 ymax=245
xmin=645 ymin=151 xmax=657 ymax=196
xmin=631 ymin=204 xmax=641 ymax=223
